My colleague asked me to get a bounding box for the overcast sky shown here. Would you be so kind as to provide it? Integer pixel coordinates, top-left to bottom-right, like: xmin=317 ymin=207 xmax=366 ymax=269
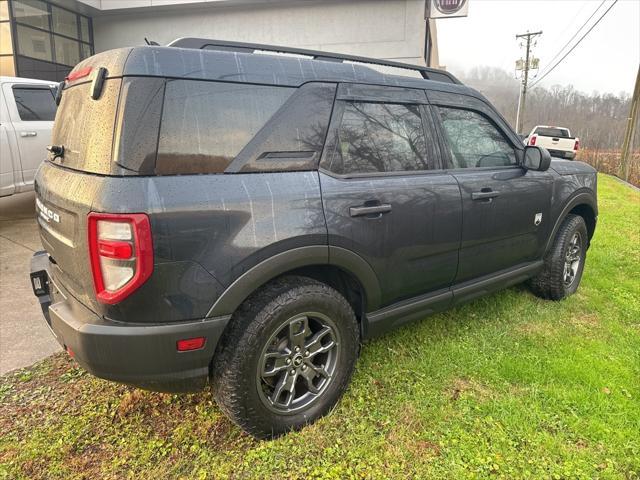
xmin=436 ymin=0 xmax=639 ymax=96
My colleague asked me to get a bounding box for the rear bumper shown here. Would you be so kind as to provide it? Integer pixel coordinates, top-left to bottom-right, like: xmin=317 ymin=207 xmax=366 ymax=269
xmin=30 ymin=251 xmax=230 ymax=393
xmin=548 ymin=149 xmax=576 ymax=160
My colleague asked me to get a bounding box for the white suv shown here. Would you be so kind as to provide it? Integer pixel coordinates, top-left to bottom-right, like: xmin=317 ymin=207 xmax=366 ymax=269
xmin=1 ymin=76 xmax=57 ymax=197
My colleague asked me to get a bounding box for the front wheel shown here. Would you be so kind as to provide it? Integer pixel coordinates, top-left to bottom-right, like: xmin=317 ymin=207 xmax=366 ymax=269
xmin=529 ymin=214 xmax=588 ymax=300
xmin=211 ymin=276 xmax=359 ymax=438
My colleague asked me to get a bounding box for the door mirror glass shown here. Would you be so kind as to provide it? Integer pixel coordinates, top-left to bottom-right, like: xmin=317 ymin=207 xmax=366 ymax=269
xmin=523 ymin=146 xmax=551 ymax=171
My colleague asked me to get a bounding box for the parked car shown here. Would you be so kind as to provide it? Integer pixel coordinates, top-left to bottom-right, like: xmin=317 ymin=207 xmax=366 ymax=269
xmin=1 ymin=76 xmax=57 ymax=197
xmin=525 ymin=125 xmax=579 ymax=159
xmin=29 ymin=40 xmax=598 ymax=438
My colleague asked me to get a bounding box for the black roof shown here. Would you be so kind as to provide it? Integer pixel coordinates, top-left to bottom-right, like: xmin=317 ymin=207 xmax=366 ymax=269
xmin=73 ymin=41 xmax=479 ymax=99
xmin=168 ymin=38 xmax=460 ymax=84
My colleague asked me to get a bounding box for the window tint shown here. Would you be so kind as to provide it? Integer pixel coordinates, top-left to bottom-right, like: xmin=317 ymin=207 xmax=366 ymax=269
xmin=232 ymin=83 xmax=337 ymax=173
xmin=13 ymin=87 xmax=56 ymax=121
xmin=157 ymin=80 xmax=294 ymax=174
xmin=326 ymin=102 xmax=429 ymax=175
xmin=437 ymin=107 xmax=516 ymax=168
xmin=534 ymin=127 xmax=569 ymax=138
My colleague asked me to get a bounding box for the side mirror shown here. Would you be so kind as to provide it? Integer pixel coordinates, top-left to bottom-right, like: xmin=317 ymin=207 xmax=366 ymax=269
xmin=523 ymin=146 xmax=551 ymax=172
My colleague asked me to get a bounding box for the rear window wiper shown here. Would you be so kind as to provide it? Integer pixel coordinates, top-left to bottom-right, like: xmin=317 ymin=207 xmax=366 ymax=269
xmin=46 ymin=144 xmax=65 ymax=161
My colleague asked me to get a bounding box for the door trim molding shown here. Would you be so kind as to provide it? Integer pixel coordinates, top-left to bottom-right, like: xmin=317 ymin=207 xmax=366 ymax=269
xmin=363 ymin=260 xmax=543 ymax=339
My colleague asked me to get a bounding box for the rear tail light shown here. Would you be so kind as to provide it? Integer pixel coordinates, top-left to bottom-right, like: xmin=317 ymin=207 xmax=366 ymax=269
xmin=88 ymin=213 xmax=153 ymax=304
xmin=177 ymin=337 xmax=206 ymax=352
xmin=529 ymin=135 xmax=537 ymax=146
xmin=574 ymin=139 xmax=579 ymax=151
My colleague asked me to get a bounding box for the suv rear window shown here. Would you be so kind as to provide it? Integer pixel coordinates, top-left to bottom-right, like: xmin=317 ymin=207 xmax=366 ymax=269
xmin=534 ymin=127 xmax=570 ymax=138
xmin=13 ymin=86 xmax=56 ymax=121
xmin=156 ymin=80 xmax=294 ymax=174
xmin=49 ymin=78 xmax=121 ymax=174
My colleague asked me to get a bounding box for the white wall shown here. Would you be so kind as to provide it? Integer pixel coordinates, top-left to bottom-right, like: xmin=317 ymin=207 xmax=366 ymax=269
xmin=91 ymin=0 xmax=427 ymax=65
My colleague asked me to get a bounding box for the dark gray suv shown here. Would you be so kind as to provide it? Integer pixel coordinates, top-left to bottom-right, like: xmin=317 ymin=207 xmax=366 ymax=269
xmin=30 ymin=39 xmax=597 ymax=438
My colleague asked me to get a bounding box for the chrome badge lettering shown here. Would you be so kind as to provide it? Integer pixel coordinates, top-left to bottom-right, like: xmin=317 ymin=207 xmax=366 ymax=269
xmin=36 ymin=198 xmax=60 ymax=224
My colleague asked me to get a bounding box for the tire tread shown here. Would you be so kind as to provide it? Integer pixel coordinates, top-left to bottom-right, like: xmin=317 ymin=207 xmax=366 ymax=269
xmin=211 ymin=275 xmax=358 ymax=438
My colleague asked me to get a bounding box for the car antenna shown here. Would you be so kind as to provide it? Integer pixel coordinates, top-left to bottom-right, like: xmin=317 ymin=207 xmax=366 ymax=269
xmin=144 ymin=37 xmax=159 ymax=46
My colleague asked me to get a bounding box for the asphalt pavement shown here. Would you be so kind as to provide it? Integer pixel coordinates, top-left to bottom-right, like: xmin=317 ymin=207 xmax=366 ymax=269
xmin=0 ymin=191 xmax=61 ymax=374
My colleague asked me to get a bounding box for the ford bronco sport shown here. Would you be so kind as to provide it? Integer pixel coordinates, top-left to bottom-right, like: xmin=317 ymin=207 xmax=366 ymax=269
xmin=30 ymin=39 xmax=597 ymax=438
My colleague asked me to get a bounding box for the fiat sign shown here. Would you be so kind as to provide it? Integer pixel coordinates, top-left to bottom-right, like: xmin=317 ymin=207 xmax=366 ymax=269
xmin=430 ymin=0 xmax=469 ymax=18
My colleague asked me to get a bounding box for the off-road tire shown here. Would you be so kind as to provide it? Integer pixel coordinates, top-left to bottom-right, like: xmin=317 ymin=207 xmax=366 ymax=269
xmin=211 ymin=275 xmax=359 ymax=439
xmin=529 ymin=214 xmax=588 ymax=300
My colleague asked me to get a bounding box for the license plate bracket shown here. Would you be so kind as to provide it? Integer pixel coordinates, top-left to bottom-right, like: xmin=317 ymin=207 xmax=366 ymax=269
xmin=30 ymin=269 xmax=50 ymax=297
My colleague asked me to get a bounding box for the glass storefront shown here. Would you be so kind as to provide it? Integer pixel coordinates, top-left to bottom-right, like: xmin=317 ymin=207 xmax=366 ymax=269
xmin=0 ymin=0 xmax=94 ymax=81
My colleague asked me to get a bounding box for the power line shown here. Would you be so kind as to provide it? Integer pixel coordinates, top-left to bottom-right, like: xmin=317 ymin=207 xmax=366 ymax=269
xmin=537 ymin=0 xmax=606 ymax=79
xmin=550 ymin=0 xmax=592 ymax=45
xmin=515 ymin=31 xmax=543 ymax=133
xmin=530 ymin=0 xmax=619 ymax=88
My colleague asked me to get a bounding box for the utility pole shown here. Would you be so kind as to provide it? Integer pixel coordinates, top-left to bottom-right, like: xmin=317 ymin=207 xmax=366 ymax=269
xmin=620 ymin=65 xmax=639 ymax=182
xmin=515 ymin=30 xmax=542 ymax=134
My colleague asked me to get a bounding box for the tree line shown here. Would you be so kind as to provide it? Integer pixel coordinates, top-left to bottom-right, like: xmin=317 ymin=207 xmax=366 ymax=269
xmin=456 ymin=66 xmax=638 ymax=152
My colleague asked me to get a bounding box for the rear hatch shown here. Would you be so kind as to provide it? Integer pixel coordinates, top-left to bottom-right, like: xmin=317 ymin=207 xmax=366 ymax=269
xmin=35 ymin=49 xmax=160 ymax=310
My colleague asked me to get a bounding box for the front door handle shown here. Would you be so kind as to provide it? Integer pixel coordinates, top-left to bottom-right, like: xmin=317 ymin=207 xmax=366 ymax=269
xmin=20 ymin=131 xmax=37 ymax=137
xmin=471 ymin=190 xmax=500 ymax=201
xmin=349 ymin=204 xmax=392 ymax=217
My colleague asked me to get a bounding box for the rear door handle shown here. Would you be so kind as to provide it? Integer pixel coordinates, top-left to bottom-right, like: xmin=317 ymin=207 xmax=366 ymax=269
xmin=471 ymin=190 xmax=500 ymax=201
xmin=20 ymin=131 xmax=37 ymax=137
xmin=349 ymin=204 xmax=392 ymax=217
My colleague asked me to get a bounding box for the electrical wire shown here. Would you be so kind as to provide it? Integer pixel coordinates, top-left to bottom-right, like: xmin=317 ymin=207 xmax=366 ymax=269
xmin=536 ymin=0 xmax=606 ymax=78
xmin=530 ymin=0 xmax=619 ymax=88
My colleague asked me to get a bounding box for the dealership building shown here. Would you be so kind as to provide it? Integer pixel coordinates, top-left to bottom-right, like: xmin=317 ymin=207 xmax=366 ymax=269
xmin=0 ymin=0 xmax=443 ymax=82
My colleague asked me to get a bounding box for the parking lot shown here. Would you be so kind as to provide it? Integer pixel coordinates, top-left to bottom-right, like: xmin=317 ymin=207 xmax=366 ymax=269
xmin=0 ymin=192 xmax=60 ymax=374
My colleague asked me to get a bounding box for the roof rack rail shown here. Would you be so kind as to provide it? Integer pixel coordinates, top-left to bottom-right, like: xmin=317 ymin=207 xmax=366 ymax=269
xmin=167 ymin=38 xmax=461 ymax=84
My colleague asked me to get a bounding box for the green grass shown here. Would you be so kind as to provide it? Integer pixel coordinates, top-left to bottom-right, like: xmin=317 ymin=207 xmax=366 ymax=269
xmin=1 ymin=174 xmax=639 ymax=480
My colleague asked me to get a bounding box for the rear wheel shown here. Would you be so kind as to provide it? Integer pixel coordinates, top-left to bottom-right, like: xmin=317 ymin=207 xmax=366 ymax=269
xmin=529 ymin=214 xmax=588 ymax=300
xmin=211 ymin=276 xmax=359 ymax=438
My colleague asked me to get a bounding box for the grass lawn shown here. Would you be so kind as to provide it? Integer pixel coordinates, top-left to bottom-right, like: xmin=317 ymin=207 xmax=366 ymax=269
xmin=1 ymin=174 xmax=639 ymax=480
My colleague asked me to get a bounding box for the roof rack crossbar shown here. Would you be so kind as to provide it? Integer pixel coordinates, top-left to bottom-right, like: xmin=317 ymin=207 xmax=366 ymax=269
xmin=167 ymin=38 xmax=460 ymax=84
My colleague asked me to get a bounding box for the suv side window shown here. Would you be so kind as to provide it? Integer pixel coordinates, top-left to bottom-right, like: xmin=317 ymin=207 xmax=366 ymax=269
xmin=157 ymin=80 xmax=294 ymax=174
xmin=12 ymin=87 xmax=56 ymax=121
xmin=324 ymin=102 xmax=429 ymax=175
xmin=437 ymin=107 xmax=516 ymax=169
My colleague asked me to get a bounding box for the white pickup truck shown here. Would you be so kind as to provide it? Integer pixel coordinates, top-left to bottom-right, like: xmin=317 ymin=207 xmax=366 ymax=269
xmin=525 ymin=125 xmax=579 ymax=160
xmin=1 ymin=76 xmax=57 ymax=197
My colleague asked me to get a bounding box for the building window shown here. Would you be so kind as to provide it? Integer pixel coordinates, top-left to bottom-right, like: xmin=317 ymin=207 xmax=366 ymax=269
xmin=12 ymin=0 xmax=49 ymax=30
xmin=79 ymin=16 xmax=89 ymax=42
xmin=16 ymin=24 xmax=52 ymax=61
xmin=5 ymin=0 xmax=93 ymax=81
xmin=54 ymin=34 xmax=80 ymax=66
xmin=51 ymin=5 xmax=76 ymax=38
